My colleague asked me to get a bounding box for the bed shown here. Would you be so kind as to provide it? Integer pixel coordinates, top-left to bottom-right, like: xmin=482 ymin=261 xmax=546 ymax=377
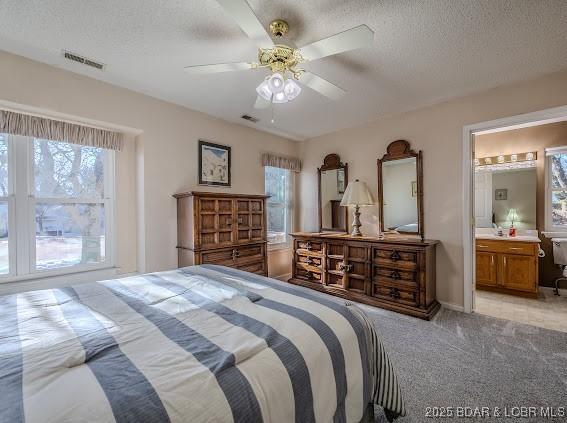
xmin=0 ymin=265 xmax=405 ymax=422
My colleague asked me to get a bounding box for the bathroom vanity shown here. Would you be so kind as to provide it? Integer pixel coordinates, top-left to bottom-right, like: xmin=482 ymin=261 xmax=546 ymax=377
xmin=476 ymin=235 xmax=540 ymax=298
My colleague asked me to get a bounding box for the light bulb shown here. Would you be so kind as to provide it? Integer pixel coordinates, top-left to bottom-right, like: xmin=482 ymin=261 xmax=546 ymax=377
xmin=272 ymin=91 xmax=288 ymax=103
xmin=256 ymin=80 xmax=272 ymax=101
xmin=511 ymin=154 xmax=517 ymax=162
xmin=526 ymin=152 xmax=534 ymax=161
xmin=268 ymin=73 xmax=285 ymax=93
xmin=284 ymin=78 xmax=301 ymax=101
xmin=497 ymin=155 xmax=504 ymax=163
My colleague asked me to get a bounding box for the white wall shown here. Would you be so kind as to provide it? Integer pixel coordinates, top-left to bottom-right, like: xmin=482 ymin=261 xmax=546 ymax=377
xmin=299 ymin=68 xmax=567 ymax=308
xmin=0 ymin=50 xmax=299 ymax=281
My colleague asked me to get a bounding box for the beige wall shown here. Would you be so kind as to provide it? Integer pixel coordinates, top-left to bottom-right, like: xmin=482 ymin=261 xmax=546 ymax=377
xmin=0 ymin=50 xmax=299 ymax=278
xmin=299 ymin=69 xmax=567 ymax=308
xmin=475 ymin=121 xmax=567 ymax=286
xmin=491 ymin=169 xmax=537 ymax=229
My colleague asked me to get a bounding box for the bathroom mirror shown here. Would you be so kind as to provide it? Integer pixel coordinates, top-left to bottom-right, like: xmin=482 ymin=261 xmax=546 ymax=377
xmin=377 ymin=140 xmax=424 ymax=239
xmin=474 ymin=168 xmax=537 ymax=229
xmin=318 ymin=154 xmax=348 ymax=232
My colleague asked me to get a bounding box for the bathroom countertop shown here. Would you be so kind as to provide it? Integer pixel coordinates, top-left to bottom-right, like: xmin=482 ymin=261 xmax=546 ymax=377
xmin=475 ymin=234 xmax=541 ymax=243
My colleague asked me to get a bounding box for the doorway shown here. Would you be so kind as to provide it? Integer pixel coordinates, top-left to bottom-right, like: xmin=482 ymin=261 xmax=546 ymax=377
xmin=463 ymin=105 xmax=567 ymax=332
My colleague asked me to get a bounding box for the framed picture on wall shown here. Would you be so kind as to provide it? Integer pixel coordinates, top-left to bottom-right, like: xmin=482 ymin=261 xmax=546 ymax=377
xmin=495 ymin=188 xmax=507 ymax=200
xmin=198 ymin=140 xmax=231 ymax=187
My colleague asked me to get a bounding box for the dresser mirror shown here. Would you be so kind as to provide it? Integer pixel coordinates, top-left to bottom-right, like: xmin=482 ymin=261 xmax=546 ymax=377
xmin=318 ymin=154 xmax=348 ymax=232
xmin=377 ymin=140 xmax=424 ymax=239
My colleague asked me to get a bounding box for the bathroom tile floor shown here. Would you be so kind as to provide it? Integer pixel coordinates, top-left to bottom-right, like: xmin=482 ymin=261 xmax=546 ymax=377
xmin=475 ymin=287 xmax=567 ymax=332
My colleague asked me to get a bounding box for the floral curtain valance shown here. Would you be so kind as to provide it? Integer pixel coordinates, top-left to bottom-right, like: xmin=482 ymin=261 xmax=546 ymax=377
xmin=261 ymin=152 xmax=302 ymax=172
xmin=0 ymin=110 xmax=124 ymax=151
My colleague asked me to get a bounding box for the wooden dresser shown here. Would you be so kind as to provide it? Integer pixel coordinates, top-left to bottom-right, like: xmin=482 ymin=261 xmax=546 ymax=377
xmin=289 ymin=232 xmax=440 ymax=320
xmin=476 ymin=238 xmax=539 ymax=298
xmin=174 ymin=191 xmax=269 ymax=276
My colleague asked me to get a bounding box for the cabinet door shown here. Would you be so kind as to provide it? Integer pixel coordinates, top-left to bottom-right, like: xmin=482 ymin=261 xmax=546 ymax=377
xmin=198 ymin=198 xmax=235 ymax=248
xmin=500 ymin=254 xmax=536 ymax=292
xmin=235 ymin=199 xmax=264 ymax=243
xmin=344 ymin=244 xmax=369 ymax=294
xmin=476 ymin=251 xmax=498 ymax=287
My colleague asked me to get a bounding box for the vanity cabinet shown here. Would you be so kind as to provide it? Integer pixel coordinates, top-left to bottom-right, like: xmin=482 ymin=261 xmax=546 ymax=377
xmin=290 ymin=232 xmax=440 ymax=320
xmin=476 ymin=239 xmax=539 ymax=297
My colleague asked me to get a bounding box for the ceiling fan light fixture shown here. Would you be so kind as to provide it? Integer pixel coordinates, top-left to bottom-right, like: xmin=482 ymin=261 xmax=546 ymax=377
xmin=284 ymin=78 xmax=301 ymax=101
xmin=272 ymin=91 xmax=288 ymax=104
xmin=256 ymin=80 xmax=272 ymax=101
xmin=268 ymin=72 xmax=285 ymax=93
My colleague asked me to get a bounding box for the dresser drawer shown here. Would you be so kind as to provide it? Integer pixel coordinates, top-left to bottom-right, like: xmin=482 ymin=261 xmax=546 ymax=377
xmin=200 ymin=248 xmax=235 ymax=265
xmin=296 ymin=254 xmax=322 ymax=268
xmin=295 ymin=239 xmax=323 ymax=256
xmin=235 ymin=244 xmax=265 ymax=263
xmin=476 ymin=240 xmax=537 ymax=256
xmin=373 ymin=267 xmax=417 ymax=283
xmin=295 ymin=268 xmax=322 ymax=283
xmin=373 ymin=247 xmax=418 ymax=270
xmin=238 ymin=260 xmax=266 ymax=275
xmin=372 ymin=279 xmax=419 ymax=307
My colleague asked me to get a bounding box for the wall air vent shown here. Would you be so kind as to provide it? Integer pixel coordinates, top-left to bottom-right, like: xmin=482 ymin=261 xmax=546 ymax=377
xmin=63 ymin=51 xmax=105 ymax=70
xmin=241 ymin=114 xmax=259 ymax=123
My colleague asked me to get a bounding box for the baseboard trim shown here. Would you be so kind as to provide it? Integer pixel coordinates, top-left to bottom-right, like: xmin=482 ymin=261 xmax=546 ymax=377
xmin=439 ymin=301 xmax=465 ymax=312
xmin=272 ymin=273 xmax=291 ymax=282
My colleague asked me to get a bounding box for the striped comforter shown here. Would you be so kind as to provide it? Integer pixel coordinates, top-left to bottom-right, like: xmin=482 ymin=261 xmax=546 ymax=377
xmin=0 ymin=265 xmax=405 ymax=422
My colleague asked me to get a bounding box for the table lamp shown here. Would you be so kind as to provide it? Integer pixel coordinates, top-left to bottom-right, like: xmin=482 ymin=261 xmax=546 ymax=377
xmin=340 ymin=179 xmax=375 ymax=236
xmin=507 ymin=208 xmax=519 ymax=237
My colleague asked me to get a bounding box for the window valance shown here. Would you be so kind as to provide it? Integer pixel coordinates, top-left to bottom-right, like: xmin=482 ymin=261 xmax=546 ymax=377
xmin=0 ymin=110 xmax=123 ymax=151
xmin=261 ymin=152 xmax=301 ymax=172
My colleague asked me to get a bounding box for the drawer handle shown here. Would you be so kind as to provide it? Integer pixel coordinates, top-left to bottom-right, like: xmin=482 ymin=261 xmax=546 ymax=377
xmin=391 ymin=270 xmax=401 ymax=280
xmin=305 ymin=271 xmax=313 ymax=280
xmin=237 ymin=217 xmax=243 ymax=224
xmin=477 ymin=244 xmax=488 ymax=248
xmin=509 ymin=247 xmax=523 ymax=250
xmin=390 ymin=251 xmax=401 ymax=261
xmin=305 ymin=241 xmax=312 ymax=251
xmin=232 ymin=249 xmax=240 ymax=260
xmin=306 ymin=257 xmax=314 ymax=265
xmin=226 ymin=217 xmax=233 ymax=226
xmin=389 ymin=288 xmax=401 ymax=299
xmin=338 ymin=263 xmax=353 ymax=273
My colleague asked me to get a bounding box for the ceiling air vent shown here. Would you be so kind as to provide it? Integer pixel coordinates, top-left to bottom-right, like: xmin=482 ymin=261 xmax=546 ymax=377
xmin=63 ymin=51 xmax=105 ymax=70
xmin=241 ymin=114 xmax=259 ymax=123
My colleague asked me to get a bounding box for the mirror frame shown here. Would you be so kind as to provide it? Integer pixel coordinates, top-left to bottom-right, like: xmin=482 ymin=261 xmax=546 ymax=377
xmin=318 ymin=153 xmax=349 ymax=233
xmin=377 ymin=140 xmax=424 ymax=240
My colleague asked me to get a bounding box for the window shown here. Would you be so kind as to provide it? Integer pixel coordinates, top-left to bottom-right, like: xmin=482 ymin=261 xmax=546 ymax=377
xmin=0 ymin=133 xmax=114 ymax=280
xmin=547 ymin=147 xmax=567 ymax=230
xmin=264 ymin=166 xmax=293 ymax=247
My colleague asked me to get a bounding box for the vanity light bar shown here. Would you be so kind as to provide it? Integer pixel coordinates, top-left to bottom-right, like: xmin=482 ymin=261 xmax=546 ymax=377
xmin=474 ymin=151 xmax=537 ymax=172
xmin=474 ymin=151 xmax=537 ymax=167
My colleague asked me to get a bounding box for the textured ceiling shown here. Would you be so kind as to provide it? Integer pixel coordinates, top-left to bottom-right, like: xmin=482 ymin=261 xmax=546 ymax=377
xmin=1 ymin=0 xmax=567 ymax=140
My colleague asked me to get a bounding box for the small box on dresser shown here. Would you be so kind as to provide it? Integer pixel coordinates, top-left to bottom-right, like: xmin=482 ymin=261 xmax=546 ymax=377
xmin=290 ymin=232 xmax=440 ymax=320
xmin=174 ymin=191 xmax=269 ymax=276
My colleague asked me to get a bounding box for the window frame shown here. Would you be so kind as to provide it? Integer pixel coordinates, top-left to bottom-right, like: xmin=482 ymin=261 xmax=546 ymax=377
xmin=545 ymin=146 xmax=567 ymax=232
xmin=264 ymin=166 xmax=294 ymax=250
xmin=0 ymin=134 xmax=116 ymax=283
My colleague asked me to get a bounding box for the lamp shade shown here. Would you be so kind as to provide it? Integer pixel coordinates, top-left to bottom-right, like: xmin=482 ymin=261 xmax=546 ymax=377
xmin=340 ymin=179 xmax=375 ymax=206
xmin=507 ymin=208 xmax=519 ymax=223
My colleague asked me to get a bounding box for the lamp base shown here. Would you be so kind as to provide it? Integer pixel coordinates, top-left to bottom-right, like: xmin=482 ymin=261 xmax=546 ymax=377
xmin=350 ymin=205 xmax=362 ymax=237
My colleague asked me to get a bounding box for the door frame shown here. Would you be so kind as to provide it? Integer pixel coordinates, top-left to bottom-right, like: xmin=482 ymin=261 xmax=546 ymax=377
xmin=462 ymin=105 xmax=567 ymax=313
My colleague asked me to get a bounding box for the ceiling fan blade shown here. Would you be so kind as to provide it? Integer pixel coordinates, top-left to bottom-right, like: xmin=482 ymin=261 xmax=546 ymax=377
xmin=216 ymin=0 xmax=273 ymax=49
xmin=184 ymin=62 xmax=253 ymax=74
xmin=300 ymin=71 xmax=346 ymax=100
xmin=299 ymin=25 xmax=374 ymax=61
xmin=254 ymin=95 xmax=270 ymax=109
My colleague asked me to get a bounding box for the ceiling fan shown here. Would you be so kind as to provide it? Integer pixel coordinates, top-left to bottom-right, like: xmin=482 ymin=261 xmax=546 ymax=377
xmin=184 ymin=0 xmax=374 ymax=109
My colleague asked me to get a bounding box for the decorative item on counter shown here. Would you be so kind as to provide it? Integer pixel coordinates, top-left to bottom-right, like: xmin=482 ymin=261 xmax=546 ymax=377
xmin=497 ymin=226 xmax=504 ymax=237
xmin=340 ymin=179 xmax=375 ymax=236
xmin=507 ymin=208 xmax=519 ymax=237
